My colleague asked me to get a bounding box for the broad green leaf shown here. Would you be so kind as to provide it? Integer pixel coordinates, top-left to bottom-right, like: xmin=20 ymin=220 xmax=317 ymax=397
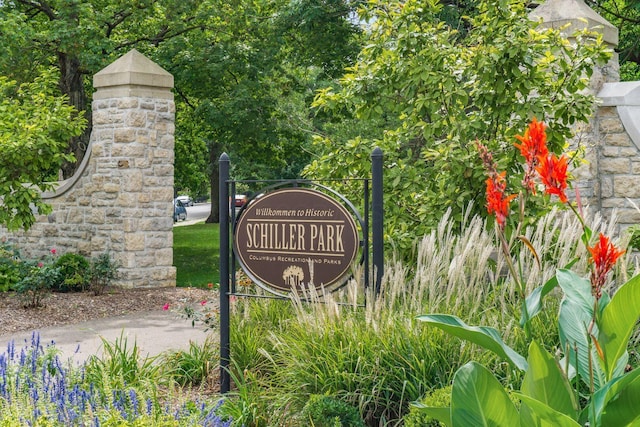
xmin=522 ymin=276 xmax=558 ymax=327
xmin=417 ymin=314 xmax=527 ymax=371
xmin=410 ymin=403 xmax=452 ymax=427
xmin=591 ymin=368 xmax=640 ymax=426
xmin=452 ymin=362 xmax=520 ymax=427
xmin=598 ymin=274 xmax=640 ymax=381
xmin=516 ymin=394 xmax=581 ymax=427
xmin=556 ymin=269 xmax=594 ymax=314
xmin=521 ymin=341 xmax=577 ymax=419
xmin=523 ymin=259 xmax=580 ymax=327
xmin=558 ymin=298 xmax=606 ymax=390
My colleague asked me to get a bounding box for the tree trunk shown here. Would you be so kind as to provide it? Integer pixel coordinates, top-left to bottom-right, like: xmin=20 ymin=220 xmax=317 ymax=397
xmin=58 ymin=52 xmax=91 ymax=178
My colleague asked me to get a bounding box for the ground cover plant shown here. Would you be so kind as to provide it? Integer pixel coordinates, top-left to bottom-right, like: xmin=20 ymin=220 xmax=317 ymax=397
xmin=173 ymin=223 xmax=220 ymax=288
xmin=0 ymin=333 xmax=230 ymax=426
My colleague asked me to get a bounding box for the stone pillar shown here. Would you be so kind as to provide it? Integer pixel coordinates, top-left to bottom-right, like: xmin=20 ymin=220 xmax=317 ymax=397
xmin=91 ymin=49 xmax=176 ymax=287
xmin=530 ymin=0 xmax=620 ymax=211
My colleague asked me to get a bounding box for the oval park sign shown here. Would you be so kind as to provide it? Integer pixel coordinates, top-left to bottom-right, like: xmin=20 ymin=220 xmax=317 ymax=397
xmin=233 ymin=188 xmax=360 ymax=295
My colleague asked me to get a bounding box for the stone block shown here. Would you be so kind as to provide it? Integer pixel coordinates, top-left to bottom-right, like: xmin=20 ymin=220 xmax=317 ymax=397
xmin=599 ymin=118 xmax=625 ymax=134
xmin=613 ymin=176 xmax=640 ymax=197
xmin=122 ymin=169 xmax=142 ymax=192
xmin=104 ymin=183 xmax=121 ymax=193
xmin=89 ymin=209 xmax=105 ymax=224
xmin=141 ymin=100 xmax=155 ymax=110
xmin=116 ymin=192 xmax=138 ymax=207
xmin=602 ymin=147 xmax=620 ymax=157
xmin=117 ymin=98 xmax=139 ymax=109
xmin=115 ymin=129 xmax=136 ymax=143
xmin=603 ymin=132 xmax=633 ymax=147
xmin=600 ymin=158 xmax=630 ymax=174
xmin=126 ymin=111 xmax=146 ymax=128
xmin=124 ymin=233 xmax=145 ymax=251
xmin=617 ymin=209 xmax=640 ymax=224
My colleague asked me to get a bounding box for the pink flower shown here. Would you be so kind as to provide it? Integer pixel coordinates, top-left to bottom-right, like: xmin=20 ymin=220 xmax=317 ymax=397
xmin=37 ymin=262 xmax=44 ymax=268
xmin=162 ymin=303 xmax=170 ymax=311
xmin=50 ymin=248 xmax=57 ymax=255
xmin=200 ymin=300 xmax=207 ymax=306
xmin=230 ymin=295 xmax=237 ymax=303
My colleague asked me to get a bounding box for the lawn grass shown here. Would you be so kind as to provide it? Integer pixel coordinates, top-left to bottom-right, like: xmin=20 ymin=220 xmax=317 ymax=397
xmin=173 ymin=222 xmax=220 ymax=288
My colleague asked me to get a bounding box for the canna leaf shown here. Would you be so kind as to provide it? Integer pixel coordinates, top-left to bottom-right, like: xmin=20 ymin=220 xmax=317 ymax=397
xmin=520 ymin=341 xmax=578 ymax=421
xmin=417 ymin=314 xmax=527 ymax=371
xmin=597 ymin=274 xmax=640 ymax=382
xmin=451 ymin=362 xmax=520 ymax=427
xmin=517 ymin=394 xmax=582 ymax=427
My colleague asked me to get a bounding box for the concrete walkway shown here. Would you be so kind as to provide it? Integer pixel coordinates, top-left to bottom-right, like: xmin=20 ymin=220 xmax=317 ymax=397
xmin=0 ymin=309 xmax=213 ymax=365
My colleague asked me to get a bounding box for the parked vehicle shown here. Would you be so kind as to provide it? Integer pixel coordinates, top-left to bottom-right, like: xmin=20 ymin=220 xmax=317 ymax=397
xmin=231 ymin=194 xmax=247 ymax=217
xmin=173 ymin=199 xmax=187 ymax=222
xmin=176 ymin=195 xmax=193 ymax=207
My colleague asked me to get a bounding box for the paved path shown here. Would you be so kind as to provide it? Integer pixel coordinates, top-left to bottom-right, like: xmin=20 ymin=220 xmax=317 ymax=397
xmin=0 ymin=309 xmax=212 ymax=364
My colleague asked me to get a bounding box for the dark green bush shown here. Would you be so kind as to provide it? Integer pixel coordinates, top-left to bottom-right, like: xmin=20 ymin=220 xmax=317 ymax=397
xmin=53 ymin=252 xmax=90 ymax=292
xmin=0 ymin=243 xmax=23 ymax=292
xmin=300 ymin=394 xmax=365 ymax=427
xmin=89 ymin=252 xmax=120 ymax=295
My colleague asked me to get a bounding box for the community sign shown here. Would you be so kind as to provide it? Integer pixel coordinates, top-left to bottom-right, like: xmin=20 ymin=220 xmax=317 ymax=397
xmin=233 ymin=187 xmax=360 ymax=295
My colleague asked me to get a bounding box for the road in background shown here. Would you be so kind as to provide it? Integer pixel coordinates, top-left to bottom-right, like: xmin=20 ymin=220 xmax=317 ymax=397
xmin=175 ymin=202 xmax=211 ymax=226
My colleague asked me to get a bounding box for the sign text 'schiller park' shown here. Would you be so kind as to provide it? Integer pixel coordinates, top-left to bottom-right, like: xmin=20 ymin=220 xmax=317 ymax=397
xmin=233 ymin=188 xmax=360 ymax=294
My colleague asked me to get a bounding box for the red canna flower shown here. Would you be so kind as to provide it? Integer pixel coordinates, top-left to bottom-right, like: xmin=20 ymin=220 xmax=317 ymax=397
xmin=535 ymin=152 xmax=569 ymax=203
xmin=485 ymin=171 xmax=516 ymax=229
xmin=515 ymin=118 xmax=549 ymax=194
xmin=515 ymin=118 xmax=549 ymax=163
xmin=588 ymin=233 xmax=625 ymax=300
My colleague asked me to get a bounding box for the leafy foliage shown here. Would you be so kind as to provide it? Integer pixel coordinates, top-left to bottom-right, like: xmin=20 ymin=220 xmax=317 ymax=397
xmin=0 ymin=69 xmax=85 ymax=230
xmin=53 ymin=252 xmax=90 ymax=292
xmin=586 ymin=0 xmax=640 ymax=81
xmin=300 ymin=394 xmax=365 ymax=427
xmin=306 ymin=0 xmax=611 ymax=256
xmin=89 ymin=252 xmax=120 ymax=296
xmin=0 ymin=241 xmax=23 ymax=292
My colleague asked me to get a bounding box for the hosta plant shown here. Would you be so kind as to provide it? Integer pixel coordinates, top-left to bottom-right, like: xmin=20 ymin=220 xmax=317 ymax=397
xmin=415 ymin=120 xmax=640 ymax=426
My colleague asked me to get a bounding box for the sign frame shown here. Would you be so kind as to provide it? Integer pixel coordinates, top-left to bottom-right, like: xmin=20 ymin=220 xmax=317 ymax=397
xmin=218 ymin=148 xmax=384 ymax=394
xmin=232 ymin=185 xmax=364 ymax=297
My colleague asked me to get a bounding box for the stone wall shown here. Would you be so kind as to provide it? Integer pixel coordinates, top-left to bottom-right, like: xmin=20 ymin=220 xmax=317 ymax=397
xmin=592 ymin=82 xmax=640 ymax=233
xmin=0 ymin=50 xmax=176 ymax=288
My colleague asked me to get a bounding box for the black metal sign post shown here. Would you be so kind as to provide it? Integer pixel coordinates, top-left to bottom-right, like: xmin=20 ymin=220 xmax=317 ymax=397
xmin=218 ymin=153 xmax=231 ymax=393
xmin=218 ymin=149 xmax=383 ymax=394
xmin=371 ymin=147 xmax=384 ymax=295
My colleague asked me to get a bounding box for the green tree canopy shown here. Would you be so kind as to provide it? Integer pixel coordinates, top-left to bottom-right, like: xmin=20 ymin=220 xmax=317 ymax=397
xmin=0 ymin=68 xmax=86 ymax=230
xmin=586 ymin=0 xmax=640 ymax=80
xmin=306 ymin=0 xmax=612 ymax=256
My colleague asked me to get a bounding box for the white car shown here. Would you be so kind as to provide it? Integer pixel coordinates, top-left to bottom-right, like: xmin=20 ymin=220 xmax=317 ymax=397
xmin=176 ymin=195 xmax=193 ymax=207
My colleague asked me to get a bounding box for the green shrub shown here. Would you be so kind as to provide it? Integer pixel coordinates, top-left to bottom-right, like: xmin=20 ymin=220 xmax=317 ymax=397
xmin=53 ymin=252 xmax=90 ymax=292
xmin=14 ymin=260 xmax=60 ymax=308
xmin=404 ymin=386 xmax=451 ymax=427
xmin=0 ymin=242 xmax=23 ymax=292
xmin=300 ymin=394 xmax=365 ymax=427
xmin=89 ymin=252 xmax=120 ymax=295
